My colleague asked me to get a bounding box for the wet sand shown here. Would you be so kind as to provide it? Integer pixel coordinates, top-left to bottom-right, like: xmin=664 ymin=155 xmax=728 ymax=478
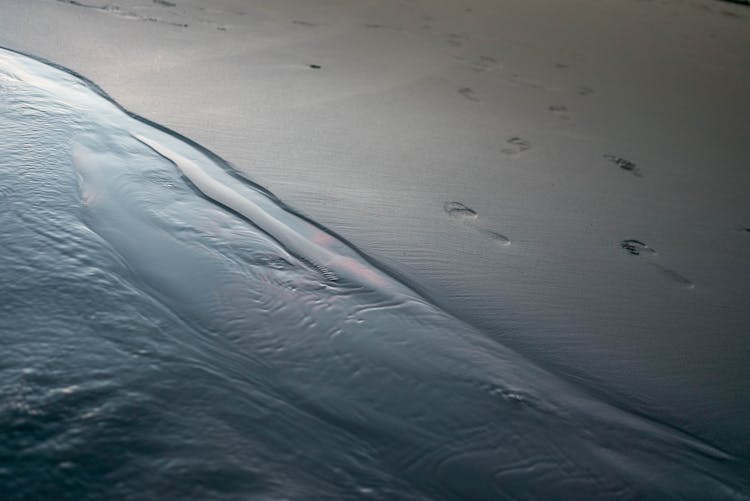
xmin=1 ymin=0 xmax=749 ymax=491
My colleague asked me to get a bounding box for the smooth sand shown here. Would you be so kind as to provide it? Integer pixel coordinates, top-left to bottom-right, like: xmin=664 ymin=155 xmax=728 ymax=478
xmin=2 ymin=0 xmax=749 ymax=455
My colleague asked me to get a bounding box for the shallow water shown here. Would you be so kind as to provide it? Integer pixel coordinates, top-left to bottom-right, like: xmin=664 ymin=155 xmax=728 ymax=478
xmin=0 ymin=48 xmax=747 ymax=500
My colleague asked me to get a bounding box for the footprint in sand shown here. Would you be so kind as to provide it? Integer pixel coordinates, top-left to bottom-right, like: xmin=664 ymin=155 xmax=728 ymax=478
xmin=605 ymin=154 xmax=642 ymax=177
xmin=472 ymin=56 xmax=500 ymax=73
xmin=653 ymin=266 xmax=695 ymax=288
xmin=620 ymin=239 xmax=694 ymax=288
xmin=501 ymin=136 xmax=531 ymax=157
xmin=420 ymin=14 xmax=432 ymax=30
xmin=446 ymin=33 xmax=467 ymax=48
xmin=502 ymin=73 xmax=560 ymax=92
xmin=577 ymin=86 xmax=594 ymax=96
xmin=292 ymin=20 xmax=318 ymax=27
xmin=444 ymin=202 xmax=511 ymax=246
xmin=364 ymin=23 xmax=403 ymax=32
xmin=444 ymin=201 xmax=477 ymax=219
xmin=549 ymin=105 xmax=571 ymax=120
xmin=476 ymin=228 xmax=511 ymax=245
xmin=56 ymin=0 xmax=189 ymax=27
xmin=620 ymin=239 xmax=656 ymax=256
xmin=458 ymin=87 xmax=480 ymax=102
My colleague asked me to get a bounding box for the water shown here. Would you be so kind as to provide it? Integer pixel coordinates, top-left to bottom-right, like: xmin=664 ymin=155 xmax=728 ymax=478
xmin=0 ymin=48 xmax=747 ymax=500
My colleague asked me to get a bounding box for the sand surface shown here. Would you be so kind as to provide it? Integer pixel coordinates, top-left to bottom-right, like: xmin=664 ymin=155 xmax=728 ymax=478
xmin=2 ymin=0 xmax=749 ymax=459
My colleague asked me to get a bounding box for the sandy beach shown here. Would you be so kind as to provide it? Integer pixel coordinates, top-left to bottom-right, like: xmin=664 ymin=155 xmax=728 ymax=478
xmin=1 ymin=0 xmax=749 ymax=498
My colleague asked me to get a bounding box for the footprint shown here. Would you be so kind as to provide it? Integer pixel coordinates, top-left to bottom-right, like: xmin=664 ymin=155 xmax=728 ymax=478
xmin=152 ymin=0 xmax=175 ymax=6
xmin=444 ymin=202 xmax=511 ymax=246
xmin=620 ymin=239 xmax=694 ymax=288
xmin=651 ymin=264 xmax=695 ymax=289
xmin=444 ymin=201 xmax=477 ymax=219
xmin=554 ymin=63 xmax=569 ymax=69
xmin=364 ymin=23 xmax=403 ymax=31
xmin=446 ymin=33 xmax=467 ymax=48
xmin=56 ymin=0 xmax=189 ymax=27
xmin=292 ymin=20 xmax=318 ymax=27
xmin=577 ymin=86 xmax=594 ymax=96
xmin=605 ymin=154 xmax=642 ymax=177
xmin=472 ymin=56 xmax=500 ymax=73
xmin=477 ymin=228 xmax=511 ymax=246
xmin=56 ymin=0 xmax=100 ymax=8
xmin=509 ymin=73 xmax=544 ymax=89
xmin=458 ymin=87 xmax=480 ymax=102
xmin=420 ymin=14 xmax=432 ymax=30
xmin=143 ymin=17 xmax=188 ymax=28
xmin=549 ymin=105 xmax=571 ymax=120
xmin=502 ymin=73 xmax=559 ymax=92
xmin=501 ymin=136 xmax=531 ymax=157
xmin=308 ymin=64 xmax=322 ymax=70
xmin=620 ymin=239 xmax=656 ymax=256
xmin=198 ymin=6 xmax=245 ymax=16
